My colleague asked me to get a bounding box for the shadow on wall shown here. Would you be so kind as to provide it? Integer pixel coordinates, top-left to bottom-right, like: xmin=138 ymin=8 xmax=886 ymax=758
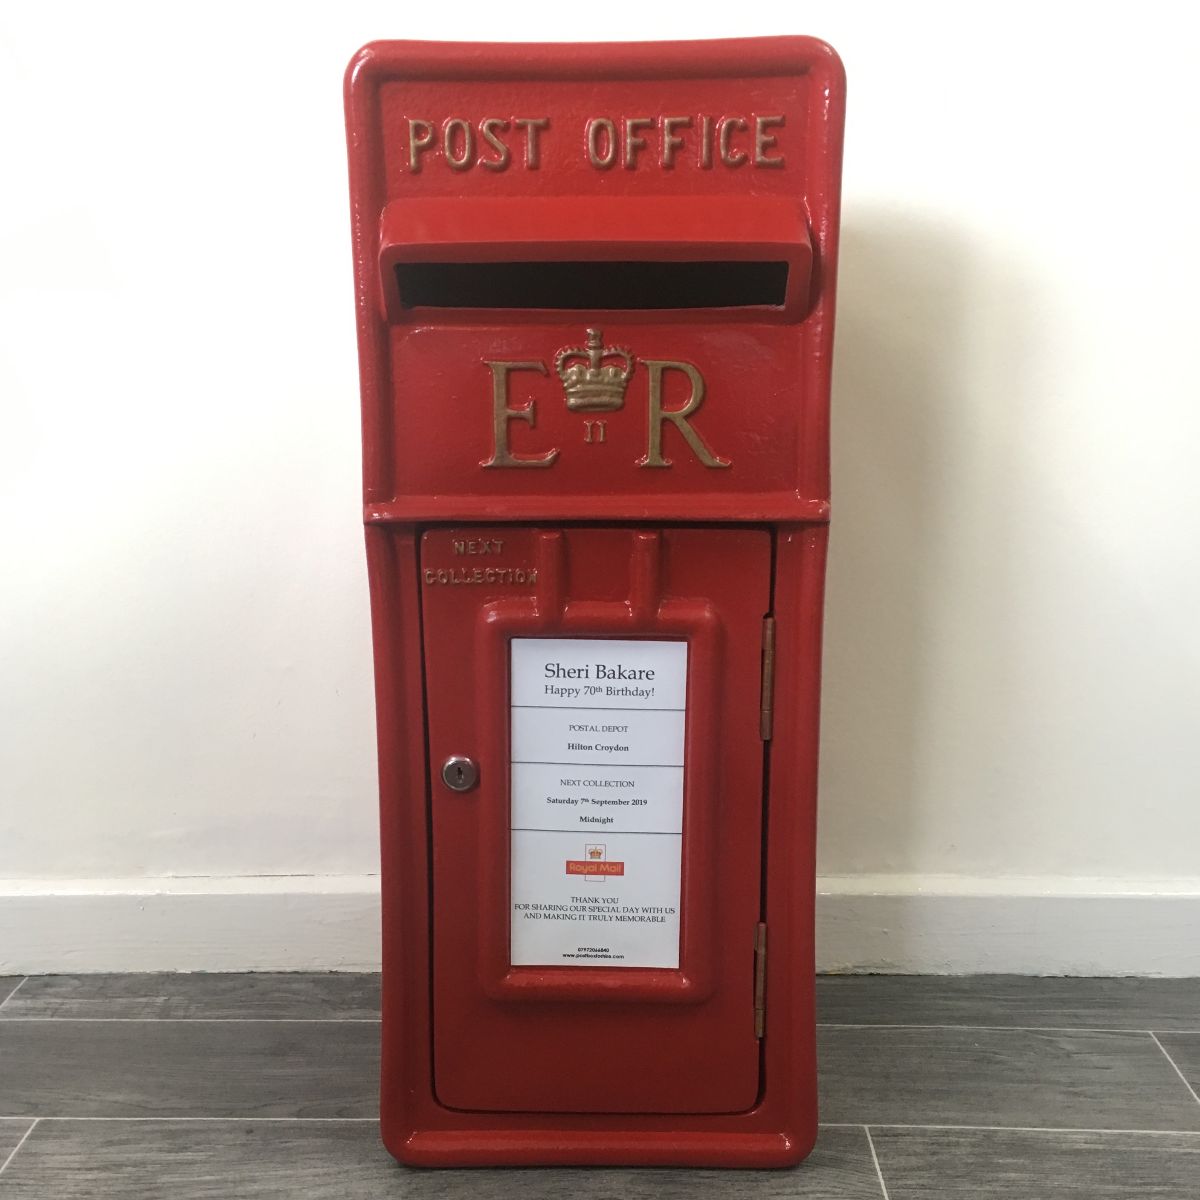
xmin=817 ymin=211 xmax=1034 ymax=946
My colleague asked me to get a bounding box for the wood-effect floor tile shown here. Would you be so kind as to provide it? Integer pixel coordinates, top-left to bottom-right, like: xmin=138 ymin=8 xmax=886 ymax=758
xmin=1154 ymin=1033 xmax=1200 ymax=1098
xmin=870 ymin=1127 xmax=1200 ymax=1199
xmin=1 ymin=973 xmax=381 ymax=1020
xmin=0 ymin=1119 xmax=36 ymax=1170
xmin=0 ymin=1122 xmax=882 ymax=1199
xmin=818 ymin=1026 xmax=1200 ymax=1130
xmin=0 ymin=1020 xmax=379 ymax=1118
xmin=817 ymin=975 xmax=1200 ymax=1031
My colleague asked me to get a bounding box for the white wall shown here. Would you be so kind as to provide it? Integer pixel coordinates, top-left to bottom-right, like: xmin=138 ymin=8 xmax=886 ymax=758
xmin=2 ymin=2 xmax=1198 ymax=972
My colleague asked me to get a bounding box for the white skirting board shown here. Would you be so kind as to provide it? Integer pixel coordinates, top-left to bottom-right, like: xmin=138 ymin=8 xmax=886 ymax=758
xmin=816 ymin=875 xmax=1200 ymax=978
xmin=0 ymin=877 xmax=383 ymax=975
xmin=1 ymin=874 xmax=1198 ymax=976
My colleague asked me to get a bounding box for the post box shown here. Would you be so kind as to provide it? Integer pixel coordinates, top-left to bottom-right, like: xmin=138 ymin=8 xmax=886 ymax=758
xmin=343 ymin=36 xmax=845 ymax=1168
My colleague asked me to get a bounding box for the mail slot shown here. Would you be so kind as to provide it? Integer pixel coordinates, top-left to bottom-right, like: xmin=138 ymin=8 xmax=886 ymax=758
xmin=344 ymin=36 xmax=845 ymax=1168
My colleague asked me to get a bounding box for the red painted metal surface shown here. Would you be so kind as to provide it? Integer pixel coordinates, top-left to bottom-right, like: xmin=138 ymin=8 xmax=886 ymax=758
xmin=345 ymin=35 xmax=844 ymax=1167
xmin=423 ymin=527 xmax=769 ymax=1113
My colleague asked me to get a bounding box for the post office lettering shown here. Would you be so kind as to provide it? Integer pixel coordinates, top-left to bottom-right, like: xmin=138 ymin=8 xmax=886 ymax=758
xmin=401 ymin=114 xmax=784 ymax=171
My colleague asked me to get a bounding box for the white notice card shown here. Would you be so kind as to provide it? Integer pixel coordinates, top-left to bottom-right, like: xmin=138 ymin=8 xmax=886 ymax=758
xmin=509 ymin=638 xmax=687 ymax=969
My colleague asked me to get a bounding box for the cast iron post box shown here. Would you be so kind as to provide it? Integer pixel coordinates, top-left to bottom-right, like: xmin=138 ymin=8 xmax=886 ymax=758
xmin=344 ymin=36 xmax=845 ymax=1168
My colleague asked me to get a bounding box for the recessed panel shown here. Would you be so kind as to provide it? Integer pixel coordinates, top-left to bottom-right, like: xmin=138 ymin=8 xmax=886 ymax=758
xmin=421 ymin=526 xmax=771 ymax=1114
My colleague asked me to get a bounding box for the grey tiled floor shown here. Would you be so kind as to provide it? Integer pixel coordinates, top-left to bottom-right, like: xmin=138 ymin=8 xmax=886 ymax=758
xmin=0 ymin=974 xmax=1198 ymax=1196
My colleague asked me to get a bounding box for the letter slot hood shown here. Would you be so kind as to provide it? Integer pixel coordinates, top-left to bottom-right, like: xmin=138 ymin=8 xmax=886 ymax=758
xmin=377 ymin=195 xmax=813 ymax=318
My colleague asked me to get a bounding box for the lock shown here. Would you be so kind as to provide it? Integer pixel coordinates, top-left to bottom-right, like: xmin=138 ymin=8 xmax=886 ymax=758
xmin=441 ymin=754 xmax=479 ymax=792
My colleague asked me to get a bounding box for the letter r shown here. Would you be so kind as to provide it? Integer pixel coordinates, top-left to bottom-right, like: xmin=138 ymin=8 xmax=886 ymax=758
xmin=637 ymin=359 xmax=731 ymax=469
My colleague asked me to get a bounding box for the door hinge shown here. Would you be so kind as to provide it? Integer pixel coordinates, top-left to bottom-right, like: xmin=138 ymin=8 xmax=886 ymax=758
xmin=753 ymin=922 xmax=767 ymax=1039
xmin=759 ymin=616 xmax=776 ymax=740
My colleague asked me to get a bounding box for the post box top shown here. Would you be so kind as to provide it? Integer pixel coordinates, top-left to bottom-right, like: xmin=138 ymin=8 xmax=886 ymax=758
xmin=347 ymin=35 xmax=842 ymax=80
xmin=344 ymin=37 xmax=845 ymax=523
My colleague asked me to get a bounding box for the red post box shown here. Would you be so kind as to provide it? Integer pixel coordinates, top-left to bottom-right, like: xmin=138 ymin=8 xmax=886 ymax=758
xmin=343 ymin=36 xmax=845 ymax=1168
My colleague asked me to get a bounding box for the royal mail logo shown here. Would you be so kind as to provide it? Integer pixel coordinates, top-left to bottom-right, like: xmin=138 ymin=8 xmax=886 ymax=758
xmin=566 ymin=860 xmax=625 ymax=875
xmin=483 ymin=327 xmax=731 ymax=470
xmin=566 ymin=842 xmax=625 ymax=877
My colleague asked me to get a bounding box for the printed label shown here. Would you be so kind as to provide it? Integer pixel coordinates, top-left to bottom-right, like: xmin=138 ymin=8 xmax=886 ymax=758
xmin=509 ymin=637 xmax=686 ymax=968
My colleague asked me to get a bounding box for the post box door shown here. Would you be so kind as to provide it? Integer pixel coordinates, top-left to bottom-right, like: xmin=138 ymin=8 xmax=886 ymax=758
xmin=420 ymin=526 xmax=771 ymax=1114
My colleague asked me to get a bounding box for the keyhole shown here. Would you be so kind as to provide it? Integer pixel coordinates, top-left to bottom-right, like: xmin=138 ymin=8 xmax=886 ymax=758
xmin=441 ymin=754 xmax=479 ymax=792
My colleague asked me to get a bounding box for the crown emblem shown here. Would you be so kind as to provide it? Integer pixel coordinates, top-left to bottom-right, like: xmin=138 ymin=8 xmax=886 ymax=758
xmin=588 ymin=847 xmax=604 ymax=859
xmin=555 ymin=328 xmax=634 ymax=412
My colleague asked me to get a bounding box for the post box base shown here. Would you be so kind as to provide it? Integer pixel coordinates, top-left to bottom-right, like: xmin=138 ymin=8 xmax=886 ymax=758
xmin=383 ymin=1121 xmax=818 ymax=1169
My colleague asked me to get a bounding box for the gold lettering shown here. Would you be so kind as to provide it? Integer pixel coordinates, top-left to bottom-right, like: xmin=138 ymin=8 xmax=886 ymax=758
xmin=623 ymin=117 xmax=653 ymax=169
xmin=408 ymin=119 xmax=435 ymax=172
xmin=482 ymin=361 xmax=558 ymax=468
xmin=638 ymin=360 xmax=731 ymax=469
xmin=699 ymin=115 xmax=713 ymax=168
xmin=452 ymin=540 xmax=466 ymax=555
xmin=443 ymin=118 xmax=473 ymax=169
xmin=661 ymin=115 xmax=691 ymax=168
xmin=479 ymin=118 xmax=511 ymax=170
xmin=718 ymin=117 xmax=748 ymax=167
xmin=586 ymin=117 xmax=618 ymax=168
xmin=754 ymin=115 xmax=785 ymax=167
xmin=422 ymin=562 xmax=538 ymax=587
xmin=514 ymin=118 xmax=549 ymax=168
